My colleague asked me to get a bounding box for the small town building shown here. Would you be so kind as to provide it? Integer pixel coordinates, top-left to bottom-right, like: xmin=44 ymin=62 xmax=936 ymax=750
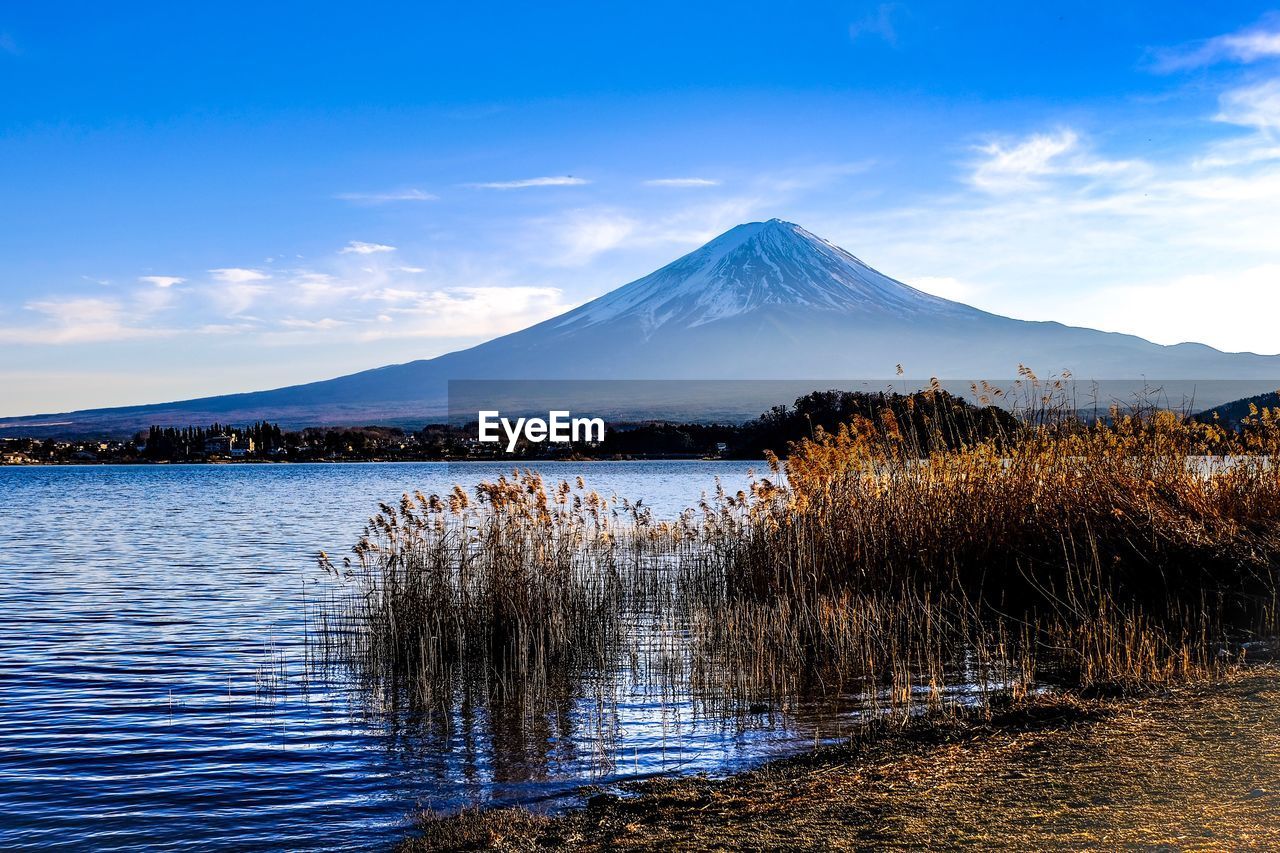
xmin=204 ymin=435 xmax=254 ymax=457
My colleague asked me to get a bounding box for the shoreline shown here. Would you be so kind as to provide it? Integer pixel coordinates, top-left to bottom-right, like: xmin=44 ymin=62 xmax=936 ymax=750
xmin=403 ymin=668 xmax=1280 ymax=851
xmin=0 ymin=456 xmax=753 ymax=467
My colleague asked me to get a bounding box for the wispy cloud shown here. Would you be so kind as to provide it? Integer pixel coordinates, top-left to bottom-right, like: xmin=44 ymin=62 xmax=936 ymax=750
xmin=358 ymin=286 xmax=571 ymax=340
xmin=0 ymin=33 xmax=18 ymax=56
xmin=1151 ymin=14 xmax=1280 ymax=72
xmin=0 ymin=297 xmax=169 ymax=344
xmin=209 ymin=267 xmax=270 ymax=283
xmin=1194 ymin=79 xmax=1280 ymax=168
xmin=644 ymin=177 xmax=721 ymax=187
xmin=969 ymin=129 xmax=1146 ymax=193
xmin=545 ymin=211 xmax=638 ymax=265
xmin=278 ymin=317 xmax=347 ymax=330
xmin=208 ymin=269 xmax=271 ymax=315
xmin=139 ymin=275 xmax=185 ymax=288
xmin=335 ymin=188 xmax=438 ymax=203
xmin=532 ymin=196 xmax=769 ymax=267
xmin=906 ymin=275 xmax=980 ymax=303
xmin=827 ymin=111 xmax=1280 ymax=354
xmin=1216 ymin=79 xmax=1280 ymax=131
xmin=339 ymin=241 xmax=397 ymax=255
xmin=467 ymin=176 xmax=590 ymax=190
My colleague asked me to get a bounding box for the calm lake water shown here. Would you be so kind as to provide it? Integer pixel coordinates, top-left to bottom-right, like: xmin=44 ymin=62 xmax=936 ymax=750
xmin=0 ymin=461 xmax=881 ymax=851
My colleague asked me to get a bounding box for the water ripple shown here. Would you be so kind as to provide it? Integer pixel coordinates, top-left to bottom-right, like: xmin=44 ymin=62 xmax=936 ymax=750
xmin=0 ymin=462 xmax=782 ymax=851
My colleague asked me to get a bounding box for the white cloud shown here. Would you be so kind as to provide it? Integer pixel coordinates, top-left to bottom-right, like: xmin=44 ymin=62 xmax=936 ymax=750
xmin=132 ymin=285 xmax=175 ymax=314
xmin=288 ymin=272 xmax=354 ymax=305
xmin=541 ymin=210 xmax=638 ymax=266
xmin=529 ymin=195 xmax=772 ymax=269
xmin=335 ymin=188 xmax=438 ymax=203
xmin=197 ymin=322 xmax=254 ymax=335
xmin=218 ymin=285 xmax=269 ymax=315
xmin=359 ymin=286 xmax=571 ymax=340
xmin=139 ymin=275 xmax=185 ymax=288
xmin=907 ymin=276 xmax=981 ymax=303
xmin=1152 ymin=15 xmax=1280 ymax=71
xmin=644 ymin=177 xmax=721 ymax=187
xmin=205 ymin=268 xmax=271 ymax=315
xmin=1191 ymin=79 xmax=1280 ymax=169
xmin=0 ymin=297 xmax=168 ymax=344
xmin=340 ymin=241 xmax=397 ymax=255
xmin=969 ymin=129 xmax=1146 ymax=193
xmin=107 ymin=247 xmax=585 ymax=349
xmin=363 ymin=287 xmax=423 ymax=303
xmin=468 ymin=176 xmax=590 ymax=189
xmin=1216 ymin=79 xmax=1280 ymax=131
xmin=209 ymin=267 xmax=270 ymax=283
xmin=822 ymin=116 xmax=1280 ymax=355
xmin=278 ymin=317 xmax=347 ymax=330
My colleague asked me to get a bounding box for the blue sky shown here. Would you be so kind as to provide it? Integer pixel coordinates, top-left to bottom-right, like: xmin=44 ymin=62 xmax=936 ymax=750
xmin=3 ymin=2 xmax=1280 ymax=414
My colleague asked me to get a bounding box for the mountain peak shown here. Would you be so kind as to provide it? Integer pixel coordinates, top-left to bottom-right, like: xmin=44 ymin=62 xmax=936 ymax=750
xmin=557 ymin=219 xmax=977 ymax=333
xmin=700 ymin=218 xmax=808 ymax=251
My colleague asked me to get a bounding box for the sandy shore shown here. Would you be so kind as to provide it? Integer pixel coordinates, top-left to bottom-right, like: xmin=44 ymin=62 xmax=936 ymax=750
xmin=403 ymin=668 xmax=1280 ymax=850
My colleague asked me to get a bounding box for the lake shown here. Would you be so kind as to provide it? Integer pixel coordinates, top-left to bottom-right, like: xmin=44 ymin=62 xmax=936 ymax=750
xmin=0 ymin=461 xmax=877 ymax=851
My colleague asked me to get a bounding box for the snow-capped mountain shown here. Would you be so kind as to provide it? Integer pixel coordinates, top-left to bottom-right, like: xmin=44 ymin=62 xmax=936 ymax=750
xmin=559 ymin=219 xmax=972 ymax=333
xmin=5 ymin=219 xmax=1279 ymax=435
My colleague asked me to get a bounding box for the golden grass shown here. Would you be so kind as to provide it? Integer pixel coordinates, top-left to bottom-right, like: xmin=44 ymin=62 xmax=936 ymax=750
xmin=686 ymin=395 xmax=1280 ymax=701
xmin=316 ymin=386 xmax=1280 ymax=733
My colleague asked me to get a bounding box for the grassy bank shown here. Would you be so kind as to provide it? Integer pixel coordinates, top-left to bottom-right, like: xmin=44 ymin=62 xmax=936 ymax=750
xmin=405 ymin=667 xmax=1280 ymax=850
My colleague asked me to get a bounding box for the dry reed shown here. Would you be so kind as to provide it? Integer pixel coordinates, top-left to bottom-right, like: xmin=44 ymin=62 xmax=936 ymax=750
xmin=316 ymin=383 xmax=1280 ymax=736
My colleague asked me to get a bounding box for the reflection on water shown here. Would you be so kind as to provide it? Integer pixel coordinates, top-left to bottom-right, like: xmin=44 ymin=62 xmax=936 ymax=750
xmin=1 ymin=461 xmax=904 ymax=852
xmin=309 ymin=469 xmax=1036 ymax=846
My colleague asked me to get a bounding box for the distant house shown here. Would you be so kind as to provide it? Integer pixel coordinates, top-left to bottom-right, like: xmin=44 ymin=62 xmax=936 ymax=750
xmin=204 ymin=435 xmax=254 ymax=457
xmin=204 ymin=435 xmax=234 ymax=456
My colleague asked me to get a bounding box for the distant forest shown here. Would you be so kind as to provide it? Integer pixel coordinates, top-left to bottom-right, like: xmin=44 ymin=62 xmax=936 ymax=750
xmin=11 ymin=386 xmax=1276 ymax=465
xmin=1200 ymin=391 xmax=1280 ymax=428
xmin=130 ymin=389 xmax=1020 ymax=462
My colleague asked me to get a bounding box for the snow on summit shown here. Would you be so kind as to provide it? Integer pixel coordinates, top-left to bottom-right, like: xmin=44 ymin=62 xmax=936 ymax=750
xmin=560 ymin=219 xmax=976 ymax=333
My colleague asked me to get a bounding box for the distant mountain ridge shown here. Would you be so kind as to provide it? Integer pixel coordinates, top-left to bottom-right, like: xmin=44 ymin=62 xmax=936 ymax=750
xmin=4 ymin=219 xmax=1279 ymax=437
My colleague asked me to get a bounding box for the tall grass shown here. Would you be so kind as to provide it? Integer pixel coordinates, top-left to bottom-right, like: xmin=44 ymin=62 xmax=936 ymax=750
xmin=690 ymin=389 xmax=1280 ymax=701
xmin=316 ymin=387 xmax=1280 ymax=736
xmin=319 ymin=475 xmax=645 ymax=716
